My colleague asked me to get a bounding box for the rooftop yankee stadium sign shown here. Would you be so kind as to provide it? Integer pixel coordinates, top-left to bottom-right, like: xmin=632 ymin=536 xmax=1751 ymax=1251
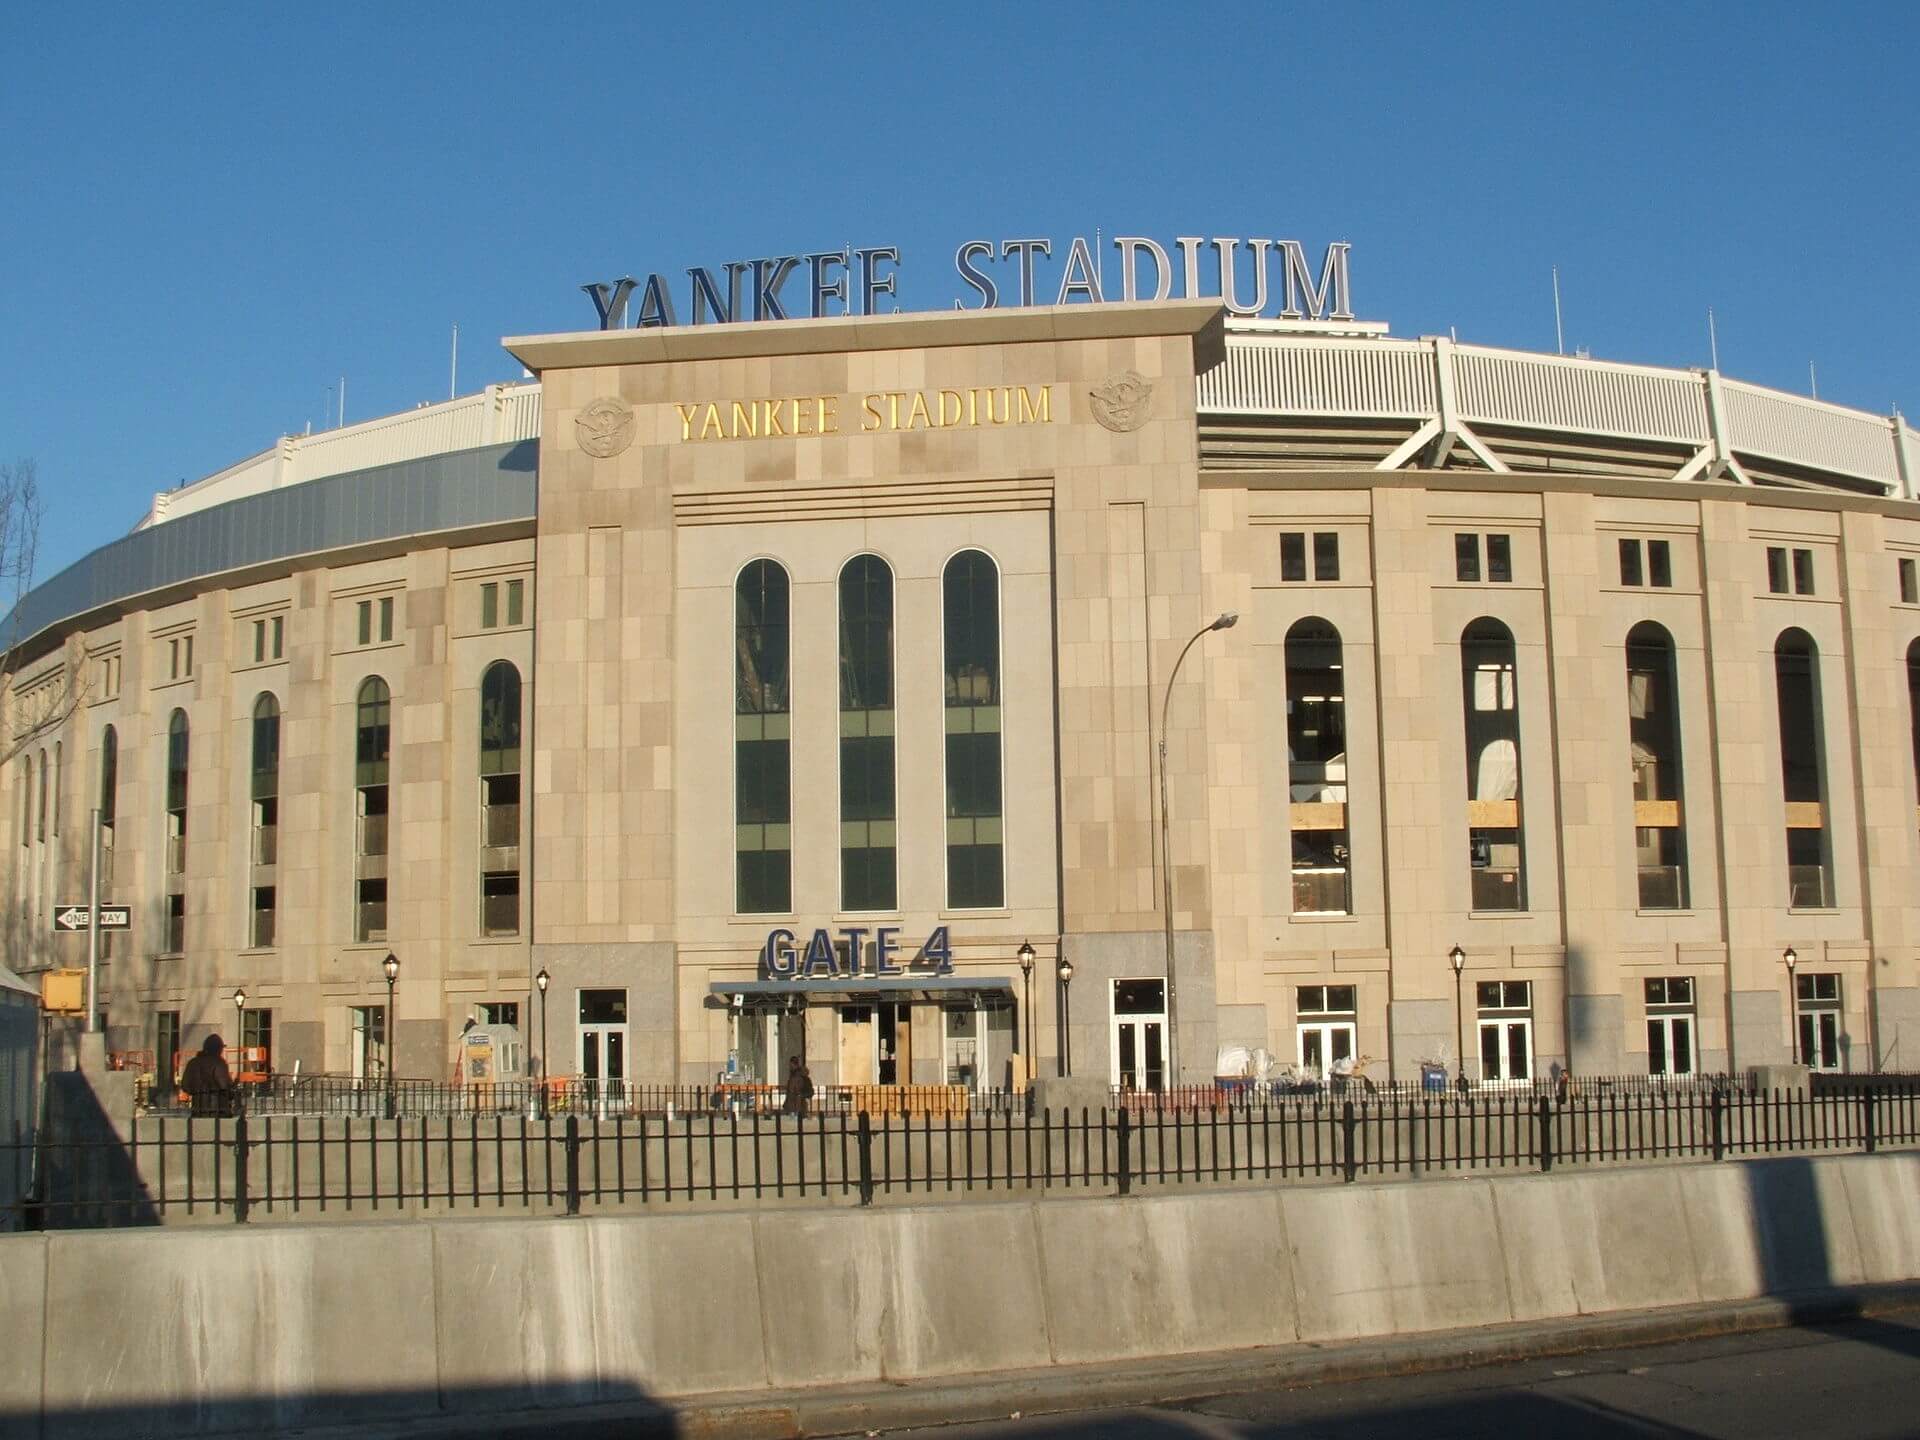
xmin=583 ymin=234 xmax=1352 ymax=330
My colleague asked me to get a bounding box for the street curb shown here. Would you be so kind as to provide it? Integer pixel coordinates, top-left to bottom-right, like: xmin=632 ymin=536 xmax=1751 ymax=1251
xmin=300 ymin=1281 xmax=1920 ymax=1440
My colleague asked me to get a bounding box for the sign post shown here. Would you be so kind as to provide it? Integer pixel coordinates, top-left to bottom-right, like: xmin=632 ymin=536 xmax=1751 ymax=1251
xmin=88 ymin=807 xmax=100 ymax=1034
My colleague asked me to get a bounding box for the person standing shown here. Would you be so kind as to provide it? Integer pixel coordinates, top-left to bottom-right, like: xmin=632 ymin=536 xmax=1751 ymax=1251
xmin=180 ymin=1034 xmax=237 ymax=1118
xmin=783 ymin=1054 xmax=814 ymax=1117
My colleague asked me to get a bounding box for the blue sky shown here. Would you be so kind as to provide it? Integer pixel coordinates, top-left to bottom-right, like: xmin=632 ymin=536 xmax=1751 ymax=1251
xmin=4 ymin=3 xmax=1917 ymax=579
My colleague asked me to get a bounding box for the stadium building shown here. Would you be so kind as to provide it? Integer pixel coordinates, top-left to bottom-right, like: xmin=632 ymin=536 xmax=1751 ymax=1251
xmin=7 ymin=293 xmax=1920 ymax=1094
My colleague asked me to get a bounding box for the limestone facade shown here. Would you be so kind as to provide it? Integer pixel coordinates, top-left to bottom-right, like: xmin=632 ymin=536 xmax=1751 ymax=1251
xmin=7 ymin=301 xmax=1920 ymax=1089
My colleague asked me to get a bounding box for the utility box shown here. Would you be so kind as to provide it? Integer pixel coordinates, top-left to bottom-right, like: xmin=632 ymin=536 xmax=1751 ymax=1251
xmin=461 ymin=1023 xmax=525 ymax=1083
xmin=40 ymin=969 xmax=85 ymax=1014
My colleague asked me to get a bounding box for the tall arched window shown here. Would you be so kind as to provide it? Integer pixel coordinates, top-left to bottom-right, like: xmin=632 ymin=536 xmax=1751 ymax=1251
xmin=839 ymin=554 xmax=896 ymax=911
xmin=98 ymin=726 xmax=117 ymax=875
xmin=355 ymin=678 xmax=391 ymax=941
xmin=1775 ymin=629 xmax=1831 ymax=908
xmin=1907 ymin=639 xmax=1920 ymax=838
xmin=480 ymin=661 xmax=522 ymax=935
xmin=51 ymin=741 xmax=60 ymax=839
xmin=736 ymin=561 xmax=791 ymax=913
xmin=1625 ymin=623 xmax=1687 ymax=909
xmin=944 ymin=550 xmax=1003 ymax=908
xmin=250 ymin=695 xmax=280 ymax=946
xmin=1285 ymin=619 xmax=1348 ymax=914
xmin=1461 ymin=619 xmax=1525 ymax=911
xmin=164 ymin=710 xmax=189 ymax=951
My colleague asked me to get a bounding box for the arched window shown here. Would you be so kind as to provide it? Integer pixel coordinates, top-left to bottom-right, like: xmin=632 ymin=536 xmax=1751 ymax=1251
xmin=944 ymin=550 xmax=1003 ymax=908
xmin=1284 ymin=619 xmax=1348 ymax=914
xmin=250 ymin=696 xmax=280 ymax=946
xmin=1775 ymin=629 xmax=1831 ymax=908
xmin=251 ymin=695 xmax=281 ymax=805
xmin=479 ymin=661 xmax=522 ymax=936
xmin=1625 ymin=623 xmax=1687 ymax=909
xmin=51 ymin=741 xmax=60 ymax=838
xmin=35 ymin=747 xmax=46 ymax=843
xmin=98 ymin=726 xmax=118 ymax=895
xmin=1461 ymin=619 xmax=1525 ymax=911
xmin=839 ymin=554 xmax=896 ymax=911
xmin=355 ymin=678 xmax=391 ymax=941
xmin=164 ymin=710 xmax=189 ymax=951
xmin=736 ymin=561 xmax=791 ymax=914
xmin=98 ymin=726 xmax=117 ymax=829
xmin=1907 ymin=638 xmax=1920 ymax=832
xmin=16 ymin=753 xmax=28 ymax=849
xmin=165 ymin=711 xmax=190 ymax=847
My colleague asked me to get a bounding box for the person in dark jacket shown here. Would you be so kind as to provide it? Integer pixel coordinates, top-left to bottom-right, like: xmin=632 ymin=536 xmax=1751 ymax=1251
xmin=783 ymin=1055 xmax=814 ymax=1117
xmin=180 ymin=1035 xmax=237 ymax=1117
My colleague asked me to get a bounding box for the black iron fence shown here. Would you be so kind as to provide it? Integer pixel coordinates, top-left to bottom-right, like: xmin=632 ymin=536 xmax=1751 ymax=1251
xmin=140 ymin=1075 xmax=1034 ymax=1120
xmin=12 ymin=1082 xmax=1918 ymax=1230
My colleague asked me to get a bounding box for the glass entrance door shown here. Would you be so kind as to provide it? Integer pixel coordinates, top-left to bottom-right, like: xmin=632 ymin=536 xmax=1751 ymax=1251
xmin=1111 ymin=979 xmax=1167 ymax=1092
xmin=577 ymin=988 xmax=627 ymax=1110
xmin=1297 ymin=1021 xmax=1355 ymax=1082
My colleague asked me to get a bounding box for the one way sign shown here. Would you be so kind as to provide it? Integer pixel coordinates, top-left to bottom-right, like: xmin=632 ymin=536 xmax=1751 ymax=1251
xmin=52 ymin=905 xmax=132 ymax=933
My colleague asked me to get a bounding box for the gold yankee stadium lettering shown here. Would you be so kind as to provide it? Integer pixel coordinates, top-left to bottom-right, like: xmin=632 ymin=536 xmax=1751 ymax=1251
xmin=674 ymin=385 xmax=1052 ymax=442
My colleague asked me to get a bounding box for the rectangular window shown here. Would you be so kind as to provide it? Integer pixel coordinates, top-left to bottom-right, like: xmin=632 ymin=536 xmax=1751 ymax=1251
xmin=156 ymin=1010 xmax=182 ymax=1088
xmin=506 ymin=579 xmax=524 ymax=626
xmin=379 ymin=596 xmax=394 ymax=643
xmin=1649 ymin=540 xmax=1673 ymax=588
xmin=1313 ymin=532 xmax=1340 ymax=582
xmin=480 ymin=1001 xmax=520 ymax=1028
xmin=357 ymin=600 xmax=372 ymax=646
xmin=250 ymin=886 xmax=275 ymax=948
xmin=1486 ymin=533 xmax=1513 ymax=583
xmin=481 ymin=871 xmax=520 ymax=936
xmin=169 ymin=638 xmax=181 ymax=680
xmin=1901 ymin=557 xmax=1919 ymax=605
xmin=1279 ymin=532 xmax=1307 ymax=582
xmin=240 ymin=1009 xmax=273 ymax=1077
xmin=253 ymin=619 xmax=266 ymax=663
xmin=1455 ymin=533 xmax=1480 ymax=582
xmin=1767 ymin=546 xmax=1789 ymax=594
xmin=163 ymin=893 xmax=185 ymax=954
xmin=1792 ymin=549 xmax=1815 ymax=596
xmin=1619 ymin=538 xmax=1644 ymax=587
xmin=481 ymin=583 xmax=498 ymax=629
xmin=1296 ymin=984 xmax=1357 ymax=1015
xmin=271 ymin=615 xmax=284 ymax=659
xmin=1295 ymin=984 xmax=1357 ymax=1083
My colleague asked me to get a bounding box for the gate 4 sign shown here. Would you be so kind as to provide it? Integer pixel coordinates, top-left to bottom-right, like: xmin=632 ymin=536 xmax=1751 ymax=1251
xmin=51 ymin=904 xmax=131 ymax=933
xmin=760 ymin=925 xmax=954 ymax=980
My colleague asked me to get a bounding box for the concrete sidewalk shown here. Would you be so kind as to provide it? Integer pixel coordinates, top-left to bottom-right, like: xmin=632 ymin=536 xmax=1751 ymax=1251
xmin=292 ymin=1282 xmax=1920 ymax=1440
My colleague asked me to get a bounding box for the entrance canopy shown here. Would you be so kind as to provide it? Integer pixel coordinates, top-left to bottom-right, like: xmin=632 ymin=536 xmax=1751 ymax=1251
xmin=708 ymin=977 xmax=1015 ymax=1009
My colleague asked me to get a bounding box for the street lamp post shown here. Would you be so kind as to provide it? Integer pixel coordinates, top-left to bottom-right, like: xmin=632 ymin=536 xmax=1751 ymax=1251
xmin=535 ymin=967 xmax=551 ymax=1118
xmin=1017 ymin=942 xmax=1036 ymax=1085
xmin=1784 ymin=947 xmax=1799 ymax=1066
xmin=1056 ymin=956 xmax=1075 ymax=1077
xmin=1157 ymin=612 xmax=1238 ymax=1086
xmin=1449 ymin=945 xmax=1467 ymax=1087
xmin=382 ymin=952 xmax=400 ymax=1120
xmin=232 ymin=989 xmax=246 ymax=1114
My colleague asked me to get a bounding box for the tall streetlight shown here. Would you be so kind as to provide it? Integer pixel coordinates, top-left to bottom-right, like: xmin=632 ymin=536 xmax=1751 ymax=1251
xmin=1784 ymin=947 xmax=1799 ymax=1065
xmin=1157 ymin=611 xmax=1238 ymax=1085
xmin=232 ymin=988 xmax=246 ymax=1115
xmin=535 ymin=967 xmax=552 ymax=1118
xmin=1449 ymin=945 xmax=1467 ymax=1086
xmin=1056 ymin=955 xmax=1075 ymax=1077
xmin=1017 ymin=942 xmax=1036 ymax=1086
xmin=382 ymin=952 xmax=400 ymax=1119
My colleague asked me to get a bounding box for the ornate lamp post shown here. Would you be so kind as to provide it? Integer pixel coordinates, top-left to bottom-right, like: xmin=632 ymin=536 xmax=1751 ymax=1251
xmin=381 ymin=952 xmax=400 ymax=1119
xmin=1449 ymin=945 xmax=1468 ymax=1086
xmin=1017 ymin=942 xmax=1036 ymax=1085
xmin=1158 ymin=611 xmax=1238 ymax=1085
xmin=1784 ymin=947 xmax=1799 ymax=1065
xmin=1055 ymin=955 xmax=1075 ymax=1077
xmin=232 ymin=989 xmax=246 ymax=1114
xmin=535 ymin=967 xmax=552 ymax=1118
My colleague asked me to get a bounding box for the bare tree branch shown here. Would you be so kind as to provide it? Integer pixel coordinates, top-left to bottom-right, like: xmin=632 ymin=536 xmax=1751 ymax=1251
xmin=0 ymin=458 xmax=89 ymax=770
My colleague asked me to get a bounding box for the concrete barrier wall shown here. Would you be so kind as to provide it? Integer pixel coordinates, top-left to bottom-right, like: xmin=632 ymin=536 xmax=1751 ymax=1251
xmin=2 ymin=1152 xmax=1916 ymax=1437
